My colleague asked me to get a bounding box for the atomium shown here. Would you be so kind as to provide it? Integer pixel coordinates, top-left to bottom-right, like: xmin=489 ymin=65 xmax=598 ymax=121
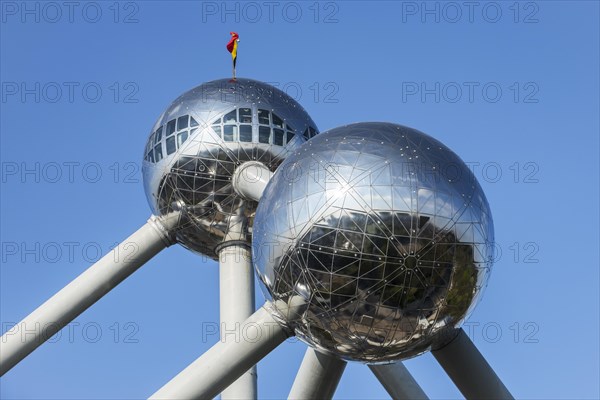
xmin=2 ymin=75 xmax=513 ymax=399
xmin=142 ymin=78 xmax=319 ymax=259
xmin=253 ymin=122 xmax=495 ymax=363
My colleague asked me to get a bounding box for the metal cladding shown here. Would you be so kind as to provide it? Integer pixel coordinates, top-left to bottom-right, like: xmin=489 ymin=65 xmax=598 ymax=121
xmin=252 ymin=122 xmax=495 ymax=363
xmin=142 ymin=78 xmax=319 ymax=259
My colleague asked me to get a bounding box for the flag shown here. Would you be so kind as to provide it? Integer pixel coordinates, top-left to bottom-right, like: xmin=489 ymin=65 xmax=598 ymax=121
xmin=227 ymin=32 xmax=239 ymax=68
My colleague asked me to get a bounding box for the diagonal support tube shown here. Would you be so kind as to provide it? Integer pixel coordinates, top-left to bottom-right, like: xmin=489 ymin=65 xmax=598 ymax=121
xmin=432 ymin=328 xmax=514 ymax=400
xmin=0 ymin=213 xmax=181 ymax=376
xmin=150 ymin=302 xmax=292 ymax=400
xmin=288 ymin=348 xmax=347 ymax=400
xmin=369 ymin=362 xmax=429 ymax=400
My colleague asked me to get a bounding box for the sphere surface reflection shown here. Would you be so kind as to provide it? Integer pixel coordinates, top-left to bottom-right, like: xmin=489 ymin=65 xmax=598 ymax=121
xmin=142 ymin=78 xmax=319 ymax=259
xmin=253 ymin=122 xmax=495 ymax=362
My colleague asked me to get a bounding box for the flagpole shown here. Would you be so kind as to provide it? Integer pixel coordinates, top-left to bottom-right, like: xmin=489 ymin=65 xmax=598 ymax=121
xmin=232 ymin=40 xmax=237 ymax=80
xmin=227 ymin=32 xmax=239 ymax=81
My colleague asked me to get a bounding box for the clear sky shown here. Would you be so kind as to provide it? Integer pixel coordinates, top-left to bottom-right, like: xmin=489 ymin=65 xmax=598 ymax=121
xmin=1 ymin=1 xmax=598 ymax=399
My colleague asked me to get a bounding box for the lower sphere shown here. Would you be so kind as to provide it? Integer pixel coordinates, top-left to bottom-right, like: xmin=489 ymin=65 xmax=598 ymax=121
xmin=253 ymin=122 xmax=495 ymax=362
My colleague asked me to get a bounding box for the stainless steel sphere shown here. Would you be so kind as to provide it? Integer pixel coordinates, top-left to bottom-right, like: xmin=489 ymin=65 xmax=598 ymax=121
xmin=253 ymin=122 xmax=495 ymax=363
xmin=142 ymin=78 xmax=319 ymax=259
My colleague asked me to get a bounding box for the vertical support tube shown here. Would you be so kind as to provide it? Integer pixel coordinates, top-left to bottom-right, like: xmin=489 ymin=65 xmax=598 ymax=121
xmin=150 ymin=305 xmax=289 ymax=400
xmin=218 ymin=238 xmax=256 ymax=399
xmin=369 ymin=362 xmax=429 ymax=400
xmin=288 ymin=348 xmax=347 ymax=400
xmin=432 ymin=329 xmax=514 ymax=400
xmin=216 ymin=160 xmax=273 ymax=399
xmin=0 ymin=213 xmax=180 ymax=376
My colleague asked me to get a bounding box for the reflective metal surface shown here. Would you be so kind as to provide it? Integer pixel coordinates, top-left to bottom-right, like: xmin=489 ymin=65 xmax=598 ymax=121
xmin=253 ymin=122 xmax=495 ymax=363
xmin=142 ymin=78 xmax=319 ymax=259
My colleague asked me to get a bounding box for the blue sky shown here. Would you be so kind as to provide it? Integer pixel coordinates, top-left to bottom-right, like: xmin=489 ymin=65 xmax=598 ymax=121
xmin=1 ymin=1 xmax=598 ymax=399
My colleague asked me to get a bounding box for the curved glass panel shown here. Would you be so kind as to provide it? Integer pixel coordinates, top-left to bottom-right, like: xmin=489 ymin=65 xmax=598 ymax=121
xmin=167 ymin=119 xmax=176 ymax=136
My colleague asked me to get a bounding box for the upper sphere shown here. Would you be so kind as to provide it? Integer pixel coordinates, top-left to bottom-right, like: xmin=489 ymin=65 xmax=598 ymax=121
xmin=253 ymin=122 xmax=495 ymax=363
xmin=142 ymin=78 xmax=319 ymax=259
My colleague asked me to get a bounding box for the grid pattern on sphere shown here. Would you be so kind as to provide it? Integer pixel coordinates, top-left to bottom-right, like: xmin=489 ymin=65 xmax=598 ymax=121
xmin=253 ymin=122 xmax=493 ymax=362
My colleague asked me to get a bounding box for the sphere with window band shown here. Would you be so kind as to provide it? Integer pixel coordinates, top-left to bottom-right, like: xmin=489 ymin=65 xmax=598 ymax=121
xmin=142 ymin=78 xmax=319 ymax=259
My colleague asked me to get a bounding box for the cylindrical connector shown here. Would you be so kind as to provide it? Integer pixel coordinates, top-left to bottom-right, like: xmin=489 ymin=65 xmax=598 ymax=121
xmin=231 ymin=161 xmax=274 ymax=202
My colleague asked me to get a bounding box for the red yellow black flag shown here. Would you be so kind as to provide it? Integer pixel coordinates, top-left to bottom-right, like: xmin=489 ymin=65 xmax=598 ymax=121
xmin=226 ymin=32 xmax=239 ymax=80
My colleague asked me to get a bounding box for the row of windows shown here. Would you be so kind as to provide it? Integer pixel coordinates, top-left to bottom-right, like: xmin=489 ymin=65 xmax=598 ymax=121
xmin=144 ymin=115 xmax=198 ymax=163
xmin=144 ymin=110 xmax=319 ymax=164
xmin=211 ymin=108 xmax=298 ymax=146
